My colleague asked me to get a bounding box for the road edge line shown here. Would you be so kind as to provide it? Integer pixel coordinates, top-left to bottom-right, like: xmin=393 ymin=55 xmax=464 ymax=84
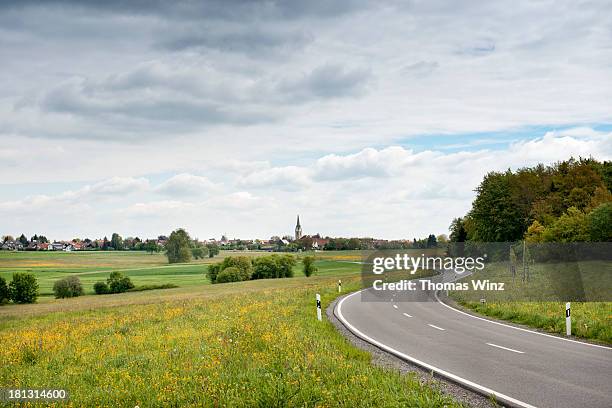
xmin=335 ymin=289 xmax=538 ymax=408
xmin=434 ymin=291 xmax=612 ymax=350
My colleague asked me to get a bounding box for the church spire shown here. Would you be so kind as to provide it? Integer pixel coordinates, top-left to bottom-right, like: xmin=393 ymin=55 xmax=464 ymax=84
xmin=295 ymin=215 xmax=303 ymax=240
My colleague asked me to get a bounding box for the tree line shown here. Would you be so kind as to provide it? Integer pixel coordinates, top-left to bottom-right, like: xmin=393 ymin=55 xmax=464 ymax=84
xmin=449 ymin=158 xmax=612 ymax=243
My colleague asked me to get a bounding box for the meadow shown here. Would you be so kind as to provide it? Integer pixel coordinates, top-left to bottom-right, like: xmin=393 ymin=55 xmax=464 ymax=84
xmin=0 ymin=250 xmax=463 ymax=407
xmin=449 ymin=261 xmax=612 ymax=344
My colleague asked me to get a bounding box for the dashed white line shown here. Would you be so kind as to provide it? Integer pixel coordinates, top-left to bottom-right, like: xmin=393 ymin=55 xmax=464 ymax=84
xmin=392 ymin=304 xmax=398 ymax=309
xmin=486 ymin=343 xmax=524 ymax=354
xmin=402 ymin=313 xmax=412 ymax=318
xmin=428 ymin=324 xmax=445 ymax=331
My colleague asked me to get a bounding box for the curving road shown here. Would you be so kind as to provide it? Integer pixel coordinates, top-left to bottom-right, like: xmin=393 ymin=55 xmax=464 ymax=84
xmin=334 ymin=270 xmax=612 ymax=408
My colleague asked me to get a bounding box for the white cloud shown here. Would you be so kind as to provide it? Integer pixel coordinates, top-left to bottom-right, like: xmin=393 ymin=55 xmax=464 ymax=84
xmin=154 ymin=173 xmax=216 ymax=196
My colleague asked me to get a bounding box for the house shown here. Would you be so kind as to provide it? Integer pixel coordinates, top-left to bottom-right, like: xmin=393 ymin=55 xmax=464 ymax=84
xmin=311 ymin=237 xmax=329 ymax=249
xmin=50 ymin=242 xmax=66 ymax=251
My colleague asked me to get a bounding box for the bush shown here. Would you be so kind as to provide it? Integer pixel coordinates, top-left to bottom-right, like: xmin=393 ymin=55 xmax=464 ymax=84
xmin=93 ymin=281 xmax=110 ymax=294
xmin=8 ymin=272 xmax=38 ymax=304
xmin=302 ymin=256 xmax=317 ymax=277
xmin=208 ymin=256 xmax=253 ymax=283
xmin=53 ymin=276 xmax=84 ymax=298
xmin=216 ymin=267 xmax=243 ymax=283
xmin=107 ymin=271 xmax=134 ymax=293
xmin=0 ymin=276 xmax=9 ymax=304
xmin=127 ymin=283 xmax=178 ymax=292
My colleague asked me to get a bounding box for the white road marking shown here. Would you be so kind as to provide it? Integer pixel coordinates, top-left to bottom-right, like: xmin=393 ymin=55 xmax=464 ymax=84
xmin=402 ymin=313 xmax=412 ymax=318
xmin=433 ymin=290 xmax=611 ymax=350
xmin=392 ymin=304 xmax=398 ymax=309
xmin=486 ymin=343 xmax=524 ymax=354
xmin=336 ymin=290 xmax=537 ymax=408
xmin=428 ymin=324 xmax=445 ymax=331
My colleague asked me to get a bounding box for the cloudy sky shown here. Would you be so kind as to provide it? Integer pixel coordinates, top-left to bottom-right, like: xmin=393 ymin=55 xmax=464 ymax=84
xmin=1 ymin=0 xmax=611 ymax=241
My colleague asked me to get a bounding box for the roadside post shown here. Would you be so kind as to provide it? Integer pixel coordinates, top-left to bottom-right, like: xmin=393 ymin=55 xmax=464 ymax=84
xmin=338 ymin=279 xmax=342 ymax=293
xmin=316 ymin=293 xmax=322 ymax=321
xmin=566 ymin=302 xmax=571 ymax=336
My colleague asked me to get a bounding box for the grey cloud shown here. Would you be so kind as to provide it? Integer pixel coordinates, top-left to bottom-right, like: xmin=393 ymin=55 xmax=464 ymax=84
xmin=278 ymin=64 xmax=372 ymax=101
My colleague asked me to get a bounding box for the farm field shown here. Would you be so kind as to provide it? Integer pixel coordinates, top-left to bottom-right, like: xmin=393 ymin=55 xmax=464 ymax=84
xmin=0 ymin=251 xmax=463 ymax=407
xmin=0 ymin=250 xmax=362 ymax=297
xmin=450 ymin=261 xmax=612 ymax=344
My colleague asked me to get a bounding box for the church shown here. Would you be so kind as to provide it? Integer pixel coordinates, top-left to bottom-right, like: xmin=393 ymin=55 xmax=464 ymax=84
xmin=295 ymin=215 xmax=302 ymax=241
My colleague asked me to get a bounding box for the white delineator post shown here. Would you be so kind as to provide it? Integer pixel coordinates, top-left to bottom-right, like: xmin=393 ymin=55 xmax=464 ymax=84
xmin=316 ymin=293 xmax=322 ymax=321
xmin=338 ymin=279 xmax=342 ymax=293
xmin=566 ymin=302 xmax=571 ymax=336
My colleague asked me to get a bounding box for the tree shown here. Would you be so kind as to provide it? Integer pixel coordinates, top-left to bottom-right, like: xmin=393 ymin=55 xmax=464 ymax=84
xmin=542 ymin=207 xmax=589 ymax=242
xmin=2 ymin=235 xmax=14 ymax=243
xmin=165 ymin=229 xmax=192 ymax=264
xmin=449 ymin=218 xmax=468 ymax=242
xmin=19 ymin=234 xmax=28 ymax=246
xmin=588 ymin=202 xmax=612 ymax=242
xmin=110 ymin=233 xmax=123 ymax=250
xmin=302 ymin=256 xmax=317 ymax=277
xmin=0 ymin=276 xmax=9 ymax=304
xmin=191 ymin=246 xmax=209 ymax=259
xmin=8 ymin=272 xmax=38 ymax=304
xmin=31 ymin=234 xmax=39 ymax=242
xmin=53 ymin=276 xmax=84 ymax=298
xmin=144 ymin=241 xmax=160 ymax=254
xmin=524 ymin=220 xmax=545 ymax=243
xmin=206 ymin=243 xmax=220 ymax=258
xmin=426 ymin=234 xmax=437 ymax=248
xmin=102 ymin=236 xmax=110 ymax=250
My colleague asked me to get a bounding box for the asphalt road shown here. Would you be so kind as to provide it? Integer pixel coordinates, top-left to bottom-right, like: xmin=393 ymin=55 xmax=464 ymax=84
xmin=335 ymin=270 xmax=612 ymax=408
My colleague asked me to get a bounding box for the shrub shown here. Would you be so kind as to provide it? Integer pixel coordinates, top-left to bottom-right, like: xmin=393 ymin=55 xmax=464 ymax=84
xmin=53 ymin=276 xmax=84 ymax=298
xmin=208 ymin=256 xmax=253 ymax=283
xmin=107 ymin=271 xmax=134 ymax=293
xmin=277 ymin=254 xmax=296 ymax=278
xmin=216 ymin=267 xmax=242 ymax=283
xmin=206 ymin=263 xmax=222 ymax=283
xmin=127 ymin=283 xmax=178 ymax=292
xmin=302 ymin=256 xmax=317 ymax=277
xmin=8 ymin=272 xmax=38 ymax=304
xmin=93 ymin=281 xmax=110 ymax=294
xmin=0 ymin=276 xmax=9 ymax=304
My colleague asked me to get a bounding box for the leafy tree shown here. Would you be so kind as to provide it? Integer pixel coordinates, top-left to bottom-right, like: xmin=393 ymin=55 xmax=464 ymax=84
xmin=426 ymin=234 xmax=437 ymax=248
xmin=38 ymin=235 xmax=49 ymax=243
xmin=588 ymin=202 xmax=612 ymax=242
xmin=144 ymin=241 xmax=160 ymax=254
xmin=8 ymin=272 xmax=38 ymax=303
xmin=102 ymin=236 xmax=109 ymax=250
xmin=542 ymin=207 xmax=589 ymax=242
xmin=53 ymin=276 xmax=84 ymax=298
xmin=2 ymin=235 xmax=14 ymax=243
xmin=206 ymin=243 xmax=220 ymax=258
xmin=525 ymin=220 xmax=546 ymax=243
xmin=110 ymin=233 xmax=123 ymax=250
xmin=191 ymin=246 xmax=209 ymax=259
xmin=449 ymin=218 xmax=468 ymax=242
xmin=165 ymin=228 xmax=192 ymax=264
xmin=0 ymin=276 xmax=9 ymax=304
xmin=302 ymin=256 xmax=317 ymax=277
xmin=107 ymin=271 xmax=134 ymax=293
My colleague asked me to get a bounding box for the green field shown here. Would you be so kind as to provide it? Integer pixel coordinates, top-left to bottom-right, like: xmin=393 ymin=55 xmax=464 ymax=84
xmin=0 ymin=250 xmax=464 ymax=407
xmin=0 ymin=250 xmax=362 ymax=297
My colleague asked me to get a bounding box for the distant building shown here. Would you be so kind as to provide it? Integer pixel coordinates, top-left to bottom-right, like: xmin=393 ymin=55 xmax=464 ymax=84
xmin=295 ymin=215 xmax=302 ymax=241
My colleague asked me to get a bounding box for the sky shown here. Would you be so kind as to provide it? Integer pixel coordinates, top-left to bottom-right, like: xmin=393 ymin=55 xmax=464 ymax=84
xmin=1 ymin=0 xmax=611 ymax=241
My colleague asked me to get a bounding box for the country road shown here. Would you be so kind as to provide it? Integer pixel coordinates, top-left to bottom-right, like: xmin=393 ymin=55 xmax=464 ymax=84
xmin=334 ymin=270 xmax=612 ymax=408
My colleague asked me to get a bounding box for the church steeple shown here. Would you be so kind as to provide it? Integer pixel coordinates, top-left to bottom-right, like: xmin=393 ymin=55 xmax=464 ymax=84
xmin=295 ymin=215 xmax=302 ymax=240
